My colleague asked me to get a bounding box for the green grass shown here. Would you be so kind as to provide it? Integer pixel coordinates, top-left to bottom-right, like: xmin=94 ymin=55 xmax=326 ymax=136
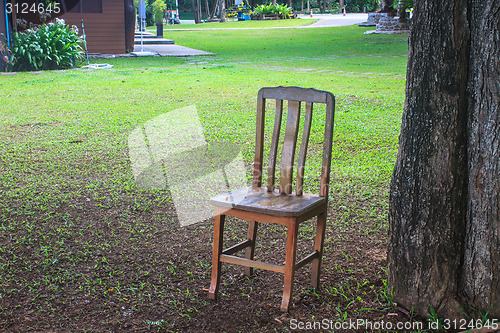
xmin=0 ymin=24 xmax=407 ymax=238
xmin=147 ymin=18 xmax=316 ymax=30
xmin=1 ymin=27 xmax=407 ymax=189
xmin=0 ymin=25 xmax=409 ymax=331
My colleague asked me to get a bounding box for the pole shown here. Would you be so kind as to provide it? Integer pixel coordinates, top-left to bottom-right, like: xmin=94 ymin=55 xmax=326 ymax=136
xmin=81 ymin=19 xmax=90 ymax=66
xmin=4 ymin=1 xmax=10 ymax=47
xmin=138 ymin=1 xmax=146 ymax=52
xmin=141 ymin=18 xmax=144 ymax=52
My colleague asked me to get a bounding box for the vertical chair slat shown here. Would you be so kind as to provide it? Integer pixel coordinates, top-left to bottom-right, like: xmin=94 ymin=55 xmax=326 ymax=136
xmin=296 ymin=102 xmax=313 ymax=196
xmin=320 ymin=94 xmax=335 ymax=198
xmin=267 ymin=100 xmax=284 ymax=192
xmin=253 ymin=92 xmax=266 ymax=188
xmin=279 ymin=100 xmax=301 ymax=194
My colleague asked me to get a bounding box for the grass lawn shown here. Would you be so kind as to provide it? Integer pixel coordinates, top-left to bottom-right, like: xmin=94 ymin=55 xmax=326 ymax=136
xmin=0 ymin=26 xmax=410 ymax=331
xmin=147 ymin=18 xmax=316 ymax=31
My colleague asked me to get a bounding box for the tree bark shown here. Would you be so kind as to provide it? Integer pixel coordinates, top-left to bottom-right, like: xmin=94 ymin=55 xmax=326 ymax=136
xmin=124 ymin=0 xmax=136 ymax=53
xmin=380 ymin=0 xmax=394 ymax=13
xmin=205 ymin=0 xmax=211 ymax=20
xmin=388 ymin=0 xmax=470 ymax=318
xmin=396 ymin=0 xmax=407 ymax=21
xmin=461 ymin=0 xmax=500 ymax=319
xmin=198 ymin=0 xmax=203 ymax=22
xmin=389 ymin=0 xmax=500 ymax=320
xmin=388 ymin=0 xmax=500 ymax=319
xmin=192 ymin=0 xmax=202 ymax=23
xmin=218 ymin=0 xmax=226 ymax=22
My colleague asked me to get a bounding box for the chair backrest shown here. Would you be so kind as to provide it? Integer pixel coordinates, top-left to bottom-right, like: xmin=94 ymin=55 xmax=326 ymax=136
xmin=251 ymin=86 xmax=335 ymax=198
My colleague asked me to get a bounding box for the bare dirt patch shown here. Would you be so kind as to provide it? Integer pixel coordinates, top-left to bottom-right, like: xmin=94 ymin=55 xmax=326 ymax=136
xmin=0 ymin=185 xmax=429 ymax=332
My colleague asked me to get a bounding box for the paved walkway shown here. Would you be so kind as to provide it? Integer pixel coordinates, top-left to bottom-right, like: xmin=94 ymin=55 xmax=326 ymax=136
xmin=165 ymin=13 xmax=368 ymax=32
xmin=133 ymin=43 xmax=213 ymax=56
xmin=300 ymin=13 xmax=368 ymax=27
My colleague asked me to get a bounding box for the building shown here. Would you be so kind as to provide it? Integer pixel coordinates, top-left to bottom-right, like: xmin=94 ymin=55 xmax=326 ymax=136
xmin=0 ymin=0 xmax=134 ymax=69
xmin=60 ymin=0 xmax=128 ymax=54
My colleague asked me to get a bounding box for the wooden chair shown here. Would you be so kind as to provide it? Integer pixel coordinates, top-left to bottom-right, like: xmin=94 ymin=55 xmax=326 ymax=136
xmin=208 ymin=86 xmax=335 ymax=312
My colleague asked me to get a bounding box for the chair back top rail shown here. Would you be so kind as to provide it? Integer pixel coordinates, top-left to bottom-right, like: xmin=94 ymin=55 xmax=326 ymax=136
xmin=259 ymin=86 xmax=331 ymax=104
xmin=252 ymin=86 xmax=335 ymax=198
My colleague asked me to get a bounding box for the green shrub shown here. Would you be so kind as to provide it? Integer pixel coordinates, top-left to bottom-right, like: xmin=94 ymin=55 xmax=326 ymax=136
xmin=8 ymin=19 xmax=83 ymax=72
xmin=151 ymin=0 xmax=166 ymax=24
xmin=392 ymin=0 xmax=413 ymax=10
xmin=253 ymin=3 xmax=292 ymax=17
xmin=253 ymin=4 xmax=275 ymax=15
xmin=276 ymin=4 xmax=292 ymax=17
xmin=346 ymin=0 xmax=380 ymax=12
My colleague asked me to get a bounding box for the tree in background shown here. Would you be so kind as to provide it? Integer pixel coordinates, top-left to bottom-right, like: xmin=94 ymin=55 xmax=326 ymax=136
xmin=380 ymin=0 xmax=393 ymax=12
xmin=216 ymin=0 xmax=226 ymax=21
xmin=152 ymin=0 xmax=167 ymax=35
xmin=179 ymin=0 xmax=382 ymax=20
xmin=192 ymin=0 xmax=202 ymax=22
xmin=345 ymin=0 xmax=379 ymax=12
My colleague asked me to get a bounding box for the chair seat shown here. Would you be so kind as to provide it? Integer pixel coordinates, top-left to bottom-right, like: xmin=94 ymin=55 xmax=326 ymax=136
xmin=210 ymin=187 xmax=326 ymax=217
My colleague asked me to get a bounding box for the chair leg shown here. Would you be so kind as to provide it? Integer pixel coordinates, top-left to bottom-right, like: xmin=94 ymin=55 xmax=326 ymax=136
xmin=244 ymin=220 xmax=258 ymax=276
xmin=281 ymin=221 xmax=298 ymax=312
xmin=311 ymin=212 xmax=327 ymax=289
xmin=209 ymin=213 xmax=225 ymax=300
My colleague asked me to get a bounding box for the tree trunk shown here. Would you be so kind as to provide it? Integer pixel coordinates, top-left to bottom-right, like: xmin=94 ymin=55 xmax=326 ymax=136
xmin=124 ymin=0 xmax=136 ymax=53
xmin=389 ymin=0 xmax=500 ymax=320
xmin=218 ymin=0 xmax=226 ymax=22
xmin=396 ymin=0 xmax=407 ymax=20
xmin=205 ymin=0 xmax=211 ymax=20
xmin=461 ymin=0 xmax=500 ymax=318
xmin=211 ymin=0 xmax=219 ymax=20
xmin=196 ymin=0 xmax=203 ymax=22
xmin=192 ymin=0 xmax=202 ymax=23
xmin=388 ymin=0 xmax=470 ymax=318
xmin=380 ymin=0 xmax=393 ymax=12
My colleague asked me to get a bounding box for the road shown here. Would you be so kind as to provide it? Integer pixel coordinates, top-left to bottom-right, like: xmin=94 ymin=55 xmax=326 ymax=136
xmin=175 ymin=13 xmax=369 ymax=30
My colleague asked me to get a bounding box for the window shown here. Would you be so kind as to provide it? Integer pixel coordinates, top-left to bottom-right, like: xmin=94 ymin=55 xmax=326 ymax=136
xmin=64 ymin=0 xmax=102 ymax=13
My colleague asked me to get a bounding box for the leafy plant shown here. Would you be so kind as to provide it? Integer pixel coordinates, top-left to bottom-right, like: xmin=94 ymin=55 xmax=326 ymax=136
xmin=252 ymin=4 xmax=292 ymax=17
xmin=0 ymin=38 xmax=10 ymax=69
xmin=276 ymin=4 xmax=292 ymax=18
xmin=346 ymin=0 xmax=380 ymax=12
xmin=151 ymin=0 xmax=167 ymax=24
xmin=253 ymin=4 xmax=275 ymax=15
xmin=8 ymin=18 xmax=83 ymax=72
xmin=427 ymin=305 xmax=445 ymax=331
xmin=392 ymin=0 xmax=413 ymax=10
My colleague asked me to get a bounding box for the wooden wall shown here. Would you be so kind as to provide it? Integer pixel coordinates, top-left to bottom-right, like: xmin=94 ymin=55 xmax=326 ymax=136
xmin=62 ymin=0 xmax=126 ymax=54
